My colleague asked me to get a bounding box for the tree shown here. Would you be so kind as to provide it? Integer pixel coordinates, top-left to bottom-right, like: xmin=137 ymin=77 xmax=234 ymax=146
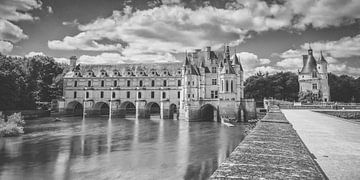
xmin=298 ymin=90 xmax=321 ymax=103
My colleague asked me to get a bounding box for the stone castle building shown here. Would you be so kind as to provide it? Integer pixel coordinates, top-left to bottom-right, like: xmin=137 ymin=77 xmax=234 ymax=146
xmin=298 ymin=46 xmax=330 ymax=102
xmin=58 ymin=45 xmax=256 ymax=121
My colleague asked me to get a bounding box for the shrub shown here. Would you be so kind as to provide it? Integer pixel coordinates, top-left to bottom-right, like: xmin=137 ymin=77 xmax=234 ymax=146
xmin=0 ymin=113 xmax=25 ymax=137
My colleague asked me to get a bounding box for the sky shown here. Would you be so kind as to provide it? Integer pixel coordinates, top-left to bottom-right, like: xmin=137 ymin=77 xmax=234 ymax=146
xmin=1 ymin=0 xmax=360 ymax=77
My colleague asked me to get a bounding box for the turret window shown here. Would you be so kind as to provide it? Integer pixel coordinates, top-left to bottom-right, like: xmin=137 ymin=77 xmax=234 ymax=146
xmin=88 ymin=81 xmax=92 ymax=87
xmin=114 ymin=80 xmax=117 ymax=87
xmin=163 ymin=80 xmax=167 ymax=87
xmin=231 ymin=80 xmax=233 ymax=92
xmin=101 ymin=80 xmax=105 ymax=87
xmin=139 ymin=80 xmax=143 ymax=87
xmin=127 ymin=80 xmax=131 ymax=87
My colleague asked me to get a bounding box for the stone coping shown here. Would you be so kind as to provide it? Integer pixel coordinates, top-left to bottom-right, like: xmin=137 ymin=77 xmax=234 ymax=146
xmin=210 ymin=106 xmax=327 ymax=180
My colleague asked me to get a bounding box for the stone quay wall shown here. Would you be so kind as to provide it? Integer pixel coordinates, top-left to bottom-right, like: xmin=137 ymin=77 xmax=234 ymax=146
xmin=210 ymin=106 xmax=327 ymax=179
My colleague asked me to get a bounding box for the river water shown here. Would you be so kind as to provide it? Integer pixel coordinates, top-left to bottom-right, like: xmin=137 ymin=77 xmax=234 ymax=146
xmin=0 ymin=116 xmax=248 ymax=180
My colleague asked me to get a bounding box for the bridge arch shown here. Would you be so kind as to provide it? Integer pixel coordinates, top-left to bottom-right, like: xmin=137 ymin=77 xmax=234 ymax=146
xmin=120 ymin=101 xmax=136 ymax=117
xmin=169 ymin=103 xmax=178 ymax=119
xmin=200 ymin=104 xmax=218 ymax=122
xmin=94 ymin=101 xmax=109 ymax=115
xmin=146 ymin=102 xmax=160 ymax=116
xmin=66 ymin=101 xmax=83 ymax=115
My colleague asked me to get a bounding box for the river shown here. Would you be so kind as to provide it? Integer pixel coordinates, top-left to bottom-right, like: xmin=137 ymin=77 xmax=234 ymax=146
xmin=0 ymin=116 xmax=249 ymax=180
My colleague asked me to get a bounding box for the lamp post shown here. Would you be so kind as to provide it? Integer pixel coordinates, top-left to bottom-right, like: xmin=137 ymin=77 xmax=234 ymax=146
xmin=109 ymin=87 xmax=113 ymax=120
xmin=83 ymin=87 xmax=87 ymax=120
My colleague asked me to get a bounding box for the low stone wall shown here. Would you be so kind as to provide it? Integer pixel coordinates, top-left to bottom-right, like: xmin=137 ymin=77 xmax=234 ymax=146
xmin=1 ymin=110 xmax=50 ymax=120
xmin=280 ymin=104 xmax=360 ymax=110
xmin=315 ymin=110 xmax=360 ymax=119
xmin=210 ymin=106 xmax=327 ymax=179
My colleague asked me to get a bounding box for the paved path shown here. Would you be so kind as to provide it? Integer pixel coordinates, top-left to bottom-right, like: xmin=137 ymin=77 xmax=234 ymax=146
xmin=282 ymin=110 xmax=360 ymax=180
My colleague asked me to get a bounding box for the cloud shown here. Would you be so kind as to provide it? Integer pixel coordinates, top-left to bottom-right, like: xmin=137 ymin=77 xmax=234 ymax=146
xmin=49 ymin=3 xmax=294 ymax=61
xmin=25 ymin=51 xmax=46 ymax=57
xmin=62 ymin=19 xmax=79 ymax=26
xmin=0 ymin=0 xmax=42 ymax=53
xmin=0 ymin=41 xmax=13 ymax=54
xmin=54 ymin=57 xmax=69 ymax=64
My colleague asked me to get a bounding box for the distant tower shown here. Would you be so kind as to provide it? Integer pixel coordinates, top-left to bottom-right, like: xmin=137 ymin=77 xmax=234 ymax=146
xmin=298 ymin=46 xmax=330 ymax=102
xmin=70 ymin=56 xmax=77 ymax=69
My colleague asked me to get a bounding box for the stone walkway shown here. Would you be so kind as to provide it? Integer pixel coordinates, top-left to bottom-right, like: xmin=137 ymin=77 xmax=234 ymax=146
xmin=282 ymin=110 xmax=360 ymax=180
xmin=210 ymin=107 xmax=326 ymax=179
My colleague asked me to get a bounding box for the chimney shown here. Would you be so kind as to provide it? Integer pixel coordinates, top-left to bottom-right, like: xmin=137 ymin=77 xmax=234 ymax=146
xmin=70 ymin=56 xmax=77 ymax=69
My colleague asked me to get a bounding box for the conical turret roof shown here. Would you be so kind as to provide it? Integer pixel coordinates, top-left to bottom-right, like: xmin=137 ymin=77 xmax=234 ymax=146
xmin=300 ymin=48 xmax=317 ymax=74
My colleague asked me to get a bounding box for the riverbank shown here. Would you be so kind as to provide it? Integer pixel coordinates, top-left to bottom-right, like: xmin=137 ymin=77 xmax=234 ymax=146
xmin=210 ymin=106 xmax=327 ymax=179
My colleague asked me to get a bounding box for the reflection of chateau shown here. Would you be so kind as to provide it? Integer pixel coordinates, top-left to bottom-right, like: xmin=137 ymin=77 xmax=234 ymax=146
xmin=59 ymin=45 xmax=256 ymax=121
xmin=298 ymin=46 xmax=330 ymax=102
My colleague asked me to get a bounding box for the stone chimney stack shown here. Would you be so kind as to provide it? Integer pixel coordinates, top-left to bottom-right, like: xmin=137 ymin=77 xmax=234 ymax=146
xmin=70 ymin=56 xmax=77 ymax=69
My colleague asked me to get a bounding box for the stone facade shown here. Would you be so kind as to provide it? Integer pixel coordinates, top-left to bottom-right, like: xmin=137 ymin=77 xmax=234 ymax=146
xmin=298 ymin=47 xmax=330 ymax=102
xmin=59 ymin=45 xmax=255 ymax=121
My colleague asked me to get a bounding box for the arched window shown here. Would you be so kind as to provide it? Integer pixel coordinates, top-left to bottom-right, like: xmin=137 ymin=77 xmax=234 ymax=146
xmin=226 ymin=80 xmax=229 ymax=92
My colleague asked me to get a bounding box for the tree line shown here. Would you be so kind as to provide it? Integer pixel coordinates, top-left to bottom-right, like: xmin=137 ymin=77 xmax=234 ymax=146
xmin=1 ymin=53 xmax=360 ymax=110
xmin=244 ymin=71 xmax=360 ymax=103
xmin=0 ymin=54 xmax=68 ymax=110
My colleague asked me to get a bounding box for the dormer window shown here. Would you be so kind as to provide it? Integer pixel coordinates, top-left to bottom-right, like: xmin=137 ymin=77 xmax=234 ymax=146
xmin=140 ymin=72 xmax=143 ymax=75
xmin=127 ymin=72 xmax=131 ymax=75
xmin=152 ymin=71 xmax=155 ymax=75
xmin=177 ymin=70 xmax=181 ymax=75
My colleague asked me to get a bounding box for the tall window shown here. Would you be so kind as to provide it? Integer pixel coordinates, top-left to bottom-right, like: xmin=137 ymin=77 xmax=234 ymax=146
xmin=221 ymin=80 xmax=224 ymax=92
xmin=226 ymin=80 xmax=229 ymax=92
xmin=231 ymin=80 xmax=233 ymax=92
xmin=113 ymin=80 xmax=117 ymax=87
xmin=312 ymin=83 xmax=318 ymax=90
xmin=127 ymin=80 xmax=131 ymax=87
xmin=74 ymin=81 xmax=77 ymax=87
xmin=211 ymin=67 xmax=217 ymax=73
xmin=88 ymin=81 xmax=91 ymax=87
xmin=101 ymin=80 xmax=104 ymax=87
xmin=312 ymin=72 xmax=317 ymax=78
xmin=138 ymin=92 xmax=142 ymax=99
xmin=127 ymin=91 xmax=130 ymax=98
xmin=73 ymin=91 xmax=77 ymax=98
xmin=100 ymin=91 xmax=104 ymax=98
xmin=212 ymin=79 xmax=217 ymax=85
xmin=86 ymin=92 xmax=89 ymax=99
xmin=178 ymin=91 xmax=181 ymax=98
xmin=162 ymin=92 xmax=166 ymax=99
xmin=112 ymin=92 xmax=115 ymax=98
xmin=178 ymin=80 xmax=181 ymax=86
xmin=139 ymin=80 xmax=143 ymax=87
xmin=151 ymin=91 xmax=155 ymax=98
xmin=211 ymin=91 xmax=219 ymax=99
xmin=151 ymin=80 xmax=155 ymax=87
xmin=163 ymin=80 xmax=167 ymax=87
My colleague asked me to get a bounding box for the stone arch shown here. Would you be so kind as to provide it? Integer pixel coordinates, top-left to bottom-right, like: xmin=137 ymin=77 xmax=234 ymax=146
xmin=200 ymin=104 xmax=218 ymax=122
xmin=120 ymin=101 xmax=136 ymax=117
xmin=169 ymin=103 xmax=178 ymax=119
xmin=146 ymin=102 xmax=160 ymax=116
xmin=66 ymin=101 xmax=83 ymax=115
xmin=94 ymin=102 xmax=109 ymax=115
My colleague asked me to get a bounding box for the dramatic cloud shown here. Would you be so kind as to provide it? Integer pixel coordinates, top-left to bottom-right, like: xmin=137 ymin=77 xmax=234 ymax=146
xmin=0 ymin=40 xmax=13 ymax=54
xmin=0 ymin=0 xmax=43 ymax=53
xmin=25 ymin=51 xmax=46 ymax=57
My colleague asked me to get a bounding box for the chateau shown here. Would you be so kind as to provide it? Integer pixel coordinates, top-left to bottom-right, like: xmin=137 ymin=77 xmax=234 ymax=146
xmin=298 ymin=47 xmax=330 ymax=102
xmin=58 ymin=45 xmax=256 ymax=121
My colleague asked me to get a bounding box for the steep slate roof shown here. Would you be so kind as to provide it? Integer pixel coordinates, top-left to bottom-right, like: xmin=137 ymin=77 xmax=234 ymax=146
xmin=232 ymin=54 xmax=243 ymax=71
xmin=318 ymin=51 xmax=327 ymax=64
xmin=300 ymin=53 xmax=317 ymax=74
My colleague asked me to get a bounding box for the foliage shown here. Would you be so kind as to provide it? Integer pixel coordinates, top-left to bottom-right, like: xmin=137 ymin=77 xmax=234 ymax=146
xmin=0 ymin=54 xmax=68 ymax=110
xmin=298 ymin=90 xmax=321 ymax=103
xmin=244 ymin=71 xmax=360 ymax=103
xmin=0 ymin=113 xmax=25 ymax=137
xmin=244 ymin=71 xmax=299 ymax=101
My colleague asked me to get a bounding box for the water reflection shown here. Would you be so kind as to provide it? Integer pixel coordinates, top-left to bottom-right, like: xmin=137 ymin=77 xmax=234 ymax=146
xmin=0 ymin=116 xmax=247 ymax=180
